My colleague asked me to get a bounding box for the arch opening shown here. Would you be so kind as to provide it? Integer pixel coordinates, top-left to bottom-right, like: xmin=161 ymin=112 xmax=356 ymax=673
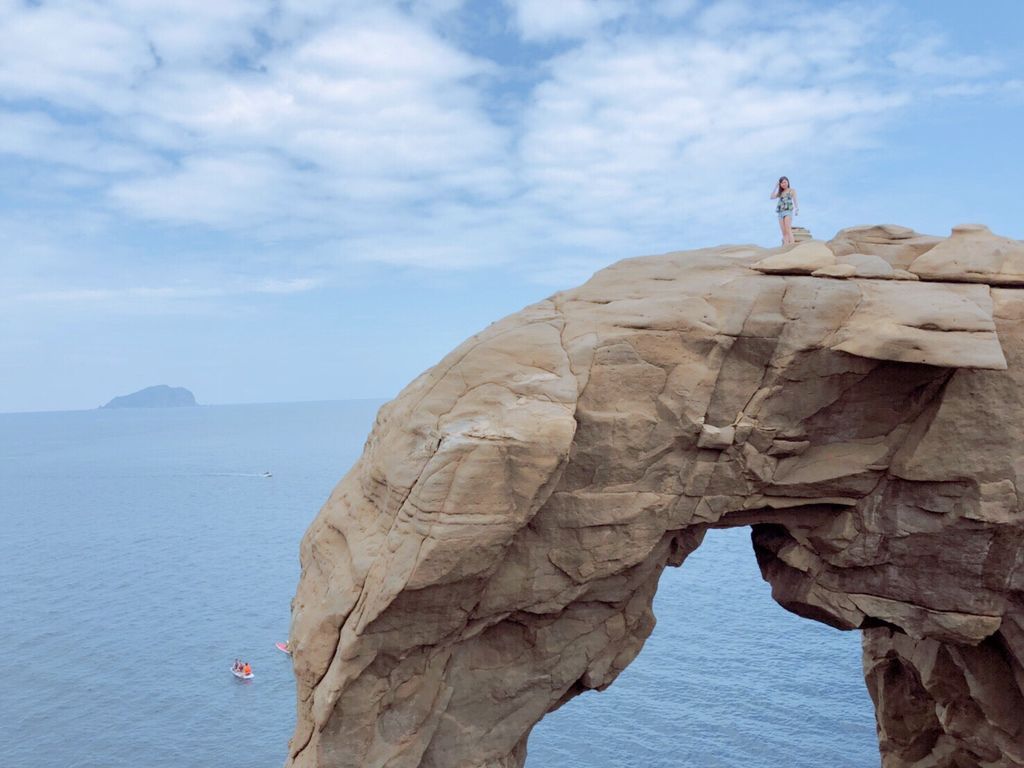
xmin=525 ymin=526 xmax=877 ymax=767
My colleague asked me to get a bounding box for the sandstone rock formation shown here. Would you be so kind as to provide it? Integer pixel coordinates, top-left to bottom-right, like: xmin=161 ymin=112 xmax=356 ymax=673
xmin=287 ymin=224 xmax=1024 ymax=768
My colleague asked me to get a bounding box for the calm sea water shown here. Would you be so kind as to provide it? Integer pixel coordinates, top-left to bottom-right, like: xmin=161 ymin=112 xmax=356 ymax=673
xmin=0 ymin=401 xmax=878 ymax=767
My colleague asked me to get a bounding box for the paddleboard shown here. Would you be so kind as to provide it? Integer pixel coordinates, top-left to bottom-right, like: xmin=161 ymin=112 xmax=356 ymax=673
xmin=231 ymin=667 xmax=254 ymax=680
xmin=275 ymin=642 xmax=291 ymax=655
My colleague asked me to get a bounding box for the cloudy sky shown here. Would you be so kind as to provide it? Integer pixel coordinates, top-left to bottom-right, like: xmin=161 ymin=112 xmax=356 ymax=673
xmin=2 ymin=0 xmax=1022 ymax=412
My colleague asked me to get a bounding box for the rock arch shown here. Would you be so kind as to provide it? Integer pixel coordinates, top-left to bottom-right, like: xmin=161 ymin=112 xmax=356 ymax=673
xmin=287 ymin=224 xmax=1024 ymax=768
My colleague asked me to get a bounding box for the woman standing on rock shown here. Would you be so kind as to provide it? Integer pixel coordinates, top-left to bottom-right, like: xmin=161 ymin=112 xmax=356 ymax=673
xmin=771 ymin=176 xmax=799 ymax=245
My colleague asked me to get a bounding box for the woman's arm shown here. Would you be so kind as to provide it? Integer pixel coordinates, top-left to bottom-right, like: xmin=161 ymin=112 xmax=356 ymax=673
xmin=770 ymin=183 xmax=780 ymax=199
xmin=792 ymin=189 xmax=799 ymax=212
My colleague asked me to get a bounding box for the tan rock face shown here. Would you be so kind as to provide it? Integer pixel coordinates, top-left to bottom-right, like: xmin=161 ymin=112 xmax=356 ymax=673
xmin=752 ymin=240 xmax=836 ymax=274
xmin=287 ymin=225 xmax=1024 ymax=768
xmin=828 ymin=224 xmax=942 ymax=269
xmin=910 ymin=224 xmax=1024 ymax=285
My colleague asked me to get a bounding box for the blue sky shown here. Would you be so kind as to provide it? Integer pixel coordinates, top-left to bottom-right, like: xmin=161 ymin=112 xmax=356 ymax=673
xmin=2 ymin=0 xmax=1022 ymax=412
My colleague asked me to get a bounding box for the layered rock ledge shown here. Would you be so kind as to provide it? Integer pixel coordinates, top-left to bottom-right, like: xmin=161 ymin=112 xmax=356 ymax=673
xmin=287 ymin=224 xmax=1024 ymax=768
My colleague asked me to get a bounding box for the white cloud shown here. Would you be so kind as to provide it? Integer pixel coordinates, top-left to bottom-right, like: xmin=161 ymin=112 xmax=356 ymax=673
xmin=504 ymin=0 xmax=628 ymax=41
xmin=0 ymin=0 xmax=1014 ymax=288
xmin=693 ymin=0 xmax=753 ymax=35
xmin=109 ymin=152 xmax=295 ymax=227
xmin=0 ymin=111 xmax=163 ymax=175
xmin=513 ymin=12 xmax=913 ymax=249
xmin=890 ymin=36 xmax=1002 ymax=79
xmin=14 ymin=277 xmax=323 ymax=304
xmin=932 ymin=79 xmax=1024 ymax=98
xmin=0 ymin=2 xmax=153 ymax=111
xmin=650 ymin=0 xmax=697 ymax=20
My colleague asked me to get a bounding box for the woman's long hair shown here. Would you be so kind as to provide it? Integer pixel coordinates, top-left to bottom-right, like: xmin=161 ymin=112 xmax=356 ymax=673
xmin=778 ymin=176 xmax=790 ymax=192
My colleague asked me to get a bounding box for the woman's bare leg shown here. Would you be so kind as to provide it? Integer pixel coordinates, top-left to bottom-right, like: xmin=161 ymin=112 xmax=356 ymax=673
xmin=778 ymin=217 xmax=786 ymax=245
xmin=783 ymin=215 xmax=793 ymax=244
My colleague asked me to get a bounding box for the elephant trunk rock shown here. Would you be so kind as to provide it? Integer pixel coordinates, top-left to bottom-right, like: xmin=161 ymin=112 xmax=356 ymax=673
xmin=288 ymin=224 xmax=1024 ymax=768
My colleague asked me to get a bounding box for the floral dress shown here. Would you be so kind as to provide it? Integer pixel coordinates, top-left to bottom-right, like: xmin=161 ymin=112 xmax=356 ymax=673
xmin=776 ymin=190 xmax=794 ymax=217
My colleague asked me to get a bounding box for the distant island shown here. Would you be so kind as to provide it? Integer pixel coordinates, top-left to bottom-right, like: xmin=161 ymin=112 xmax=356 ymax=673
xmin=102 ymin=385 xmax=197 ymax=409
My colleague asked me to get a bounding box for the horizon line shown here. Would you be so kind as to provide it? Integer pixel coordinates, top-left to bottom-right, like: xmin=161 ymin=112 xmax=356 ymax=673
xmin=0 ymin=396 xmax=392 ymax=417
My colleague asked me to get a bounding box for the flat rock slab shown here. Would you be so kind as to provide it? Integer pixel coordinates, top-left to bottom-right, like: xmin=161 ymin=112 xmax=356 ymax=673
xmin=830 ymin=280 xmax=1006 ymax=369
xmin=910 ymin=223 xmax=1024 ymax=285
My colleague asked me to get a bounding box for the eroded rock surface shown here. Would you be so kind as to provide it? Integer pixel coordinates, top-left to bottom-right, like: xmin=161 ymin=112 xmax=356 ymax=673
xmin=288 ymin=224 xmax=1024 ymax=768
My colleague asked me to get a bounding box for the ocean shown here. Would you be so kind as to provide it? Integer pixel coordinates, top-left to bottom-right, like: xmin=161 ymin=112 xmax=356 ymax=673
xmin=0 ymin=401 xmax=878 ymax=767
